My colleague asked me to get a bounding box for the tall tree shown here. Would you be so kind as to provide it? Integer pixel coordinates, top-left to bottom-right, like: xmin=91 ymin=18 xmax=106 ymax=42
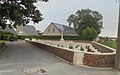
xmin=0 ymin=0 xmax=48 ymax=29
xmin=82 ymin=27 xmax=98 ymax=40
xmin=67 ymin=9 xmax=103 ymax=36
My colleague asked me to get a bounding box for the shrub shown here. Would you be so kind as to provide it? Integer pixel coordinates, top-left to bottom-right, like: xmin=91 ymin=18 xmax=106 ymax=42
xmin=57 ymin=44 xmax=59 ymax=46
xmin=80 ymin=47 xmax=84 ymax=51
xmin=0 ymin=42 xmax=5 ymax=49
xmin=0 ymin=31 xmax=13 ymax=40
xmin=69 ymin=46 xmax=73 ymax=49
xmin=61 ymin=45 xmax=63 ymax=47
xmin=18 ymin=35 xmax=95 ymax=41
xmin=82 ymin=27 xmax=98 ymax=41
xmin=75 ymin=45 xmax=79 ymax=48
xmin=29 ymin=38 xmax=32 ymax=40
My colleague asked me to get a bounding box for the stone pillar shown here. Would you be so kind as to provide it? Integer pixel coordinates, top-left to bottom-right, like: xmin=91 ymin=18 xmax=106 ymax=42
xmin=60 ymin=29 xmax=64 ymax=41
xmin=115 ymin=3 xmax=120 ymax=69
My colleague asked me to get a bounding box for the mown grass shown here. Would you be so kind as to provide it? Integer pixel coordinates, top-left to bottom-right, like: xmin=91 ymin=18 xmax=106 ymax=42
xmin=100 ymin=41 xmax=116 ymax=49
xmin=0 ymin=40 xmax=7 ymax=43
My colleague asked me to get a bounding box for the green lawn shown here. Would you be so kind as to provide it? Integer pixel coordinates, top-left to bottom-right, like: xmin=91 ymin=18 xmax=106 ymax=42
xmin=0 ymin=40 xmax=7 ymax=43
xmin=100 ymin=41 xmax=116 ymax=49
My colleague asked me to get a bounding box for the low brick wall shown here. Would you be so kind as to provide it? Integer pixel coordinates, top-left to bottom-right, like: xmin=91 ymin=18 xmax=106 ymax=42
xmin=91 ymin=41 xmax=116 ymax=53
xmin=83 ymin=53 xmax=115 ymax=67
xmin=26 ymin=41 xmax=74 ymax=63
xmin=26 ymin=40 xmax=115 ymax=68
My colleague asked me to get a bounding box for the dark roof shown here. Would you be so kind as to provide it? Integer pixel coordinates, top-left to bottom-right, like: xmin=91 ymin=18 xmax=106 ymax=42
xmin=22 ymin=25 xmax=38 ymax=35
xmin=0 ymin=25 xmax=17 ymax=35
xmin=52 ymin=22 xmax=77 ymax=34
xmin=17 ymin=25 xmax=38 ymax=35
xmin=53 ymin=23 xmax=64 ymax=29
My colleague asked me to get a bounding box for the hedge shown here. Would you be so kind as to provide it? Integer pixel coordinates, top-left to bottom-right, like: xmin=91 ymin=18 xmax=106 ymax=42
xmin=18 ymin=35 xmax=61 ymax=40
xmin=0 ymin=31 xmax=14 ymax=40
xmin=0 ymin=42 xmax=5 ymax=49
xmin=0 ymin=35 xmax=18 ymax=41
xmin=18 ymin=35 xmax=95 ymax=41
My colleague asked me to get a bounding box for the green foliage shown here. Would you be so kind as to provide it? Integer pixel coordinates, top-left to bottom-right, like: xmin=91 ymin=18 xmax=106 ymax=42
xmin=0 ymin=42 xmax=5 ymax=49
xmin=8 ymin=35 xmax=18 ymax=41
xmin=29 ymin=38 xmax=32 ymax=40
xmin=67 ymin=9 xmax=103 ymax=36
xmin=82 ymin=27 xmax=98 ymax=40
xmin=69 ymin=46 xmax=73 ymax=49
xmin=0 ymin=0 xmax=48 ymax=29
xmin=18 ymin=35 xmax=61 ymax=40
xmin=0 ymin=31 xmax=18 ymax=41
xmin=61 ymin=45 xmax=63 ymax=47
xmin=100 ymin=41 xmax=116 ymax=49
xmin=57 ymin=44 xmax=60 ymax=46
xmin=0 ymin=31 xmax=13 ymax=35
xmin=75 ymin=45 xmax=79 ymax=48
xmin=18 ymin=35 xmax=94 ymax=41
xmin=0 ymin=31 xmax=13 ymax=40
xmin=80 ymin=47 xmax=84 ymax=51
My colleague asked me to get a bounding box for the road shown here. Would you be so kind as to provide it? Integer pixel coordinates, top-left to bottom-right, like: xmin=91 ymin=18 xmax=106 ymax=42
xmin=0 ymin=41 xmax=118 ymax=75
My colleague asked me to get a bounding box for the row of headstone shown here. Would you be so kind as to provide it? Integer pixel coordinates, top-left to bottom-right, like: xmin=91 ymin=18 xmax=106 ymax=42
xmin=30 ymin=39 xmax=100 ymax=53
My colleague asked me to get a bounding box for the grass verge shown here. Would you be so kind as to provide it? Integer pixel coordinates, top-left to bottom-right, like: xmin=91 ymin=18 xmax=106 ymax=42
xmin=100 ymin=41 xmax=116 ymax=49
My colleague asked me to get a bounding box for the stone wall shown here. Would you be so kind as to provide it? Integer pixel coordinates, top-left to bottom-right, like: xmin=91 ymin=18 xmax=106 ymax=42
xmin=26 ymin=41 xmax=74 ymax=63
xmin=83 ymin=53 xmax=115 ymax=67
xmin=74 ymin=52 xmax=84 ymax=66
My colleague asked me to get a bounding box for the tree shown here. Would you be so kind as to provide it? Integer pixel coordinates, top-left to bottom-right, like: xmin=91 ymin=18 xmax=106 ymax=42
xmin=0 ymin=0 xmax=48 ymax=29
xmin=82 ymin=27 xmax=97 ymax=40
xmin=67 ymin=9 xmax=103 ymax=36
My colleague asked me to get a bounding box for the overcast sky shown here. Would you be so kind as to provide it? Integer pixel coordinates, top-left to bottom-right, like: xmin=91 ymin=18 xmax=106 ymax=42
xmin=32 ymin=0 xmax=119 ymax=37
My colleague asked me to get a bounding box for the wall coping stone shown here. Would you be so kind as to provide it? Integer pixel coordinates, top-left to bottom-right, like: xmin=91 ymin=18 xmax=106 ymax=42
xmin=92 ymin=41 xmax=116 ymax=52
xmin=30 ymin=41 xmax=116 ymax=56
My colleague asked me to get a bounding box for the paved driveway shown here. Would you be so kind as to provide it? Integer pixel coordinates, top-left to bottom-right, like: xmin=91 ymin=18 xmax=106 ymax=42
xmin=0 ymin=41 xmax=119 ymax=75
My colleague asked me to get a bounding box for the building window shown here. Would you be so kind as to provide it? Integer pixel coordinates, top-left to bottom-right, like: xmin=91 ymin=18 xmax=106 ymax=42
xmin=19 ymin=31 xmax=23 ymax=34
xmin=53 ymin=29 xmax=55 ymax=33
xmin=48 ymin=29 xmax=50 ymax=32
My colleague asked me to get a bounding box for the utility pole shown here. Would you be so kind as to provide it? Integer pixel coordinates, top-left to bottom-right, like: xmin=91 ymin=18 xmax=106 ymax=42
xmin=115 ymin=0 xmax=120 ymax=69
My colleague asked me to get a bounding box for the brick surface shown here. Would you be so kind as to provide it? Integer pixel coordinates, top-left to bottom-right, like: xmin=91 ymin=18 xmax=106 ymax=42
xmin=27 ymin=41 xmax=74 ymax=63
xmin=83 ymin=53 xmax=115 ymax=67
